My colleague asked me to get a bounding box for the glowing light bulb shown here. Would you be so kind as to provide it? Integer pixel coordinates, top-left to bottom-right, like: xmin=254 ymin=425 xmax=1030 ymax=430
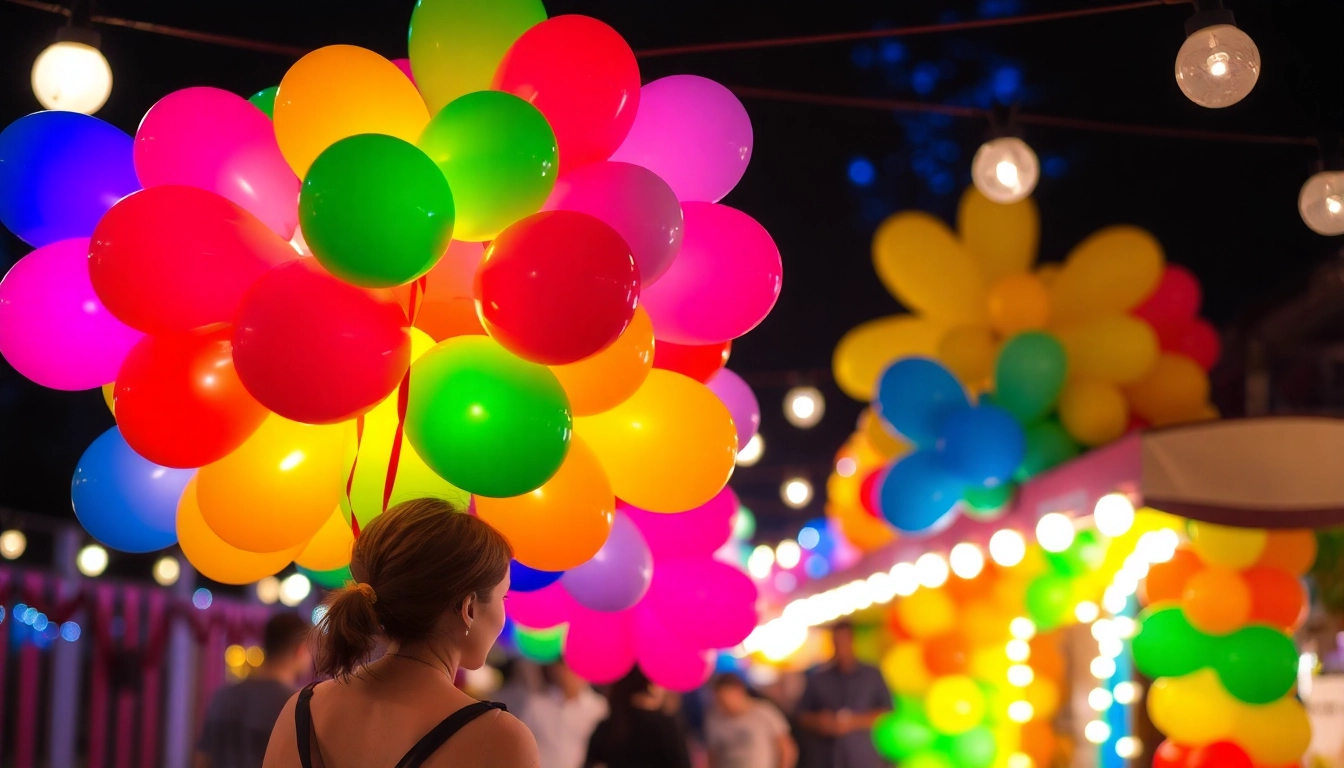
xmin=1006 ymin=639 xmax=1031 ymax=663
xmin=781 ymin=478 xmax=813 ymax=509
xmin=1090 ymin=656 xmax=1117 ymax=679
xmin=1084 ymin=720 xmax=1112 ymax=744
xmin=1300 ymin=171 xmax=1344 ymax=236
xmin=76 ymin=544 xmax=108 ymax=577
xmin=279 ymin=573 xmax=312 ymax=607
xmin=1007 ymin=664 xmax=1034 ymax=687
xmin=1075 ymin=601 xmax=1100 ymax=623
xmin=890 ymin=562 xmax=919 ymax=596
xmin=1089 ymin=687 xmax=1113 ymax=711
xmin=775 ymin=539 xmax=802 ymax=570
xmin=152 ymin=555 xmax=181 ymax=587
xmin=949 ymin=543 xmax=985 ymax=579
xmin=1009 ymin=618 xmax=1037 ymax=640
xmin=1007 ymin=701 xmax=1034 ymax=723
xmin=836 ymin=457 xmax=857 ymax=477
xmin=748 ymin=545 xmax=776 ymax=579
xmin=915 ymin=553 xmax=949 ymax=588
xmin=989 ymin=529 xmax=1026 ymax=566
xmin=31 ymin=32 xmax=113 ymax=115
xmin=1035 ymin=513 xmax=1075 ymax=552
xmin=784 ymin=386 xmax=825 ymax=428
xmin=1093 ymin=493 xmax=1136 ymax=537
xmin=736 ymin=433 xmax=764 ymax=466
xmin=972 ymin=137 xmax=1039 ymax=203
xmin=1116 ymin=736 xmax=1143 ymax=759
xmin=256 ymin=576 xmax=281 ymax=605
xmin=1113 ymin=681 xmax=1140 ymax=705
xmin=1175 ymin=18 xmax=1260 ymax=108
xmin=0 ymin=530 xmax=27 ymax=560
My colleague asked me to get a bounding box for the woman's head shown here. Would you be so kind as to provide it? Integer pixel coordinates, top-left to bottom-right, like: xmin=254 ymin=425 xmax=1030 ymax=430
xmin=315 ymin=498 xmax=512 ymax=679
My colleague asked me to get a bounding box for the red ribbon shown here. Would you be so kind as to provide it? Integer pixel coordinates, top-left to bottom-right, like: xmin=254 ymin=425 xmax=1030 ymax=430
xmin=379 ymin=275 xmax=427 ymax=514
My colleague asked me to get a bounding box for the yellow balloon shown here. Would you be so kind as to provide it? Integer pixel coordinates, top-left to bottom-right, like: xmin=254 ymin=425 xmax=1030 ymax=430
xmin=1058 ymin=315 xmax=1159 ymax=385
xmin=987 ymin=274 xmax=1049 ymax=336
xmin=1124 ymin=353 xmax=1210 ymax=425
xmin=827 ymin=501 xmax=895 ymax=553
xmin=926 ymin=675 xmax=986 ymax=735
xmin=408 ymin=0 xmax=547 ymax=114
xmin=1189 ymin=521 xmax=1267 ymax=569
xmin=178 ymin=478 xmax=301 ymax=585
xmin=197 ymin=416 xmax=349 ymax=553
xmin=957 ymin=186 xmax=1039 ymax=281
xmin=274 ymin=45 xmax=431 ymax=177
xmin=551 ymin=307 xmax=654 ymax=416
xmin=896 ymin=588 xmax=955 ymax=639
xmin=1235 ymin=696 xmax=1311 ymax=766
xmin=1049 ymin=225 xmax=1164 ymax=325
xmin=1023 ymin=679 xmax=1060 ymax=720
xmin=873 ymin=213 xmax=987 ymax=325
xmin=938 ymin=325 xmax=997 ymax=387
xmin=970 ymin=646 xmax=1009 ymax=683
xmin=296 ymin=509 xmax=354 ymax=571
xmin=575 ymin=370 xmax=736 ymax=513
xmin=859 ymin=408 xmax=912 ymax=460
xmin=962 ymin=600 xmax=1010 ymax=646
xmin=1147 ymin=669 xmax=1236 ymax=746
xmin=882 ymin=642 xmax=932 ymax=695
xmin=833 ymin=315 xmax=947 ymax=400
xmin=1035 ymin=263 xmax=1060 ymax=287
xmin=1058 ymin=379 xmax=1129 ymax=446
xmin=101 ymin=382 xmax=115 ymax=416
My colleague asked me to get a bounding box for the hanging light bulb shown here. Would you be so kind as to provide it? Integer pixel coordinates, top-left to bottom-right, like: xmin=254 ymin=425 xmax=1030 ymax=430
xmin=152 ymin=555 xmax=181 ymax=587
xmin=76 ymin=544 xmax=109 ymax=577
xmin=736 ymin=433 xmax=764 ymax=467
xmin=972 ymin=137 xmax=1039 ymax=204
xmin=1175 ymin=6 xmax=1260 ymax=109
xmin=781 ymin=477 xmax=813 ymax=509
xmin=0 ymin=530 xmax=27 ymax=560
xmin=1299 ymin=171 xmax=1344 ymax=235
xmin=31 ymin=24 xmax=113 ymax=115
xmin=784 ymin=387 xmax=825 ymax=428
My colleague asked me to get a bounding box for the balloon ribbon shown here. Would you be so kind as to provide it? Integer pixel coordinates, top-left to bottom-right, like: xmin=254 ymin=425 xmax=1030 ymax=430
xmin=380 ymin=275 xmax=427 ymax=514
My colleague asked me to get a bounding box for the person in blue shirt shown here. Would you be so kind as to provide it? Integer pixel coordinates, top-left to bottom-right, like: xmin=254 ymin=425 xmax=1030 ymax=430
xmin=795 ymin=622 xmax=892 ymax=768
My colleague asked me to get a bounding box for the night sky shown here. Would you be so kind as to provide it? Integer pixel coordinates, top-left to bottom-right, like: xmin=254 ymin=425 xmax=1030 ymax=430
xmin=1 ymin=0 xmax=1342 ymax=549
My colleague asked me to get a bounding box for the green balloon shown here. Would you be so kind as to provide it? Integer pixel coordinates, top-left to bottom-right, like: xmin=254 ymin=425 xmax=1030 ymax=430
xmin=406 ymin=336 xmax=572 ymax=498
xmin=298 ymin=564 xmax=352 ymax=589
xmin=1046 ymin=529 xmax=1108 ymax=577
xmin=408 ymin=0 xmax=546 ymax=113
xmin=874 ymin=712 xmax=936 ymax=761
xmin=513 ymin=624 xmax=565 ymax=664
xmin=903 ymin=752 xmax=955 ymax=768
xmin=248 ymin=86 xmax=278 ymax=118
xmin=947 ymin=727 xmax=997 ymax=768
xmin=418 ymin=90 xmax=557 ymax=242
xmin=995 ymin=332 xmax=1068 ymax=424
xmin=963 ymin=483 xmax=1015 ymax=517
xmin=1014 ymin=419 xmax=1080 ymax=481
xmin=1131 ymin=606 xmax=1214 ymax=678
xmin=1025 ymin=573 xmax=1073 ymax=629
xmin=299 ymin=134 xmax=455 ymax=288
xmin=1215 ymin=625 xmax=1298 ymax=704
xmin=732 ymin=505 xmax=757 ymax=540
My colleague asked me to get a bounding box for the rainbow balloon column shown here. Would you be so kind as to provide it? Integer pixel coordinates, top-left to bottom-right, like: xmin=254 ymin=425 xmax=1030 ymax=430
xmin=827 ymin=188 xmax=1220 ymax=547
xmin=1134 ymin=524 xmax=1315 ymax=768
xmin=0 ymin=0 xmax=780 ymax=670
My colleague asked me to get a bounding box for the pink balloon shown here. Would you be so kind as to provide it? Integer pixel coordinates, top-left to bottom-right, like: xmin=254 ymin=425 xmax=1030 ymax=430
xmin=507 ymin=582 xmax=576 ymax=629
xmin=644 ymin=559 xmax=758 ymax=650
xmin=634 ymin=606 xmax=714 ymax=692
xmin=544 ymin=162 xmax=683 ymax=285
xmin=134 ymin=87 xmax=299 ymax=238
xmin=391 ymin=58 xmax=417 ymax=85
xmin=565 ymin=609 xmax=637 ymax=685
xmin=641 ymin=203 xmax=782 ymax=345
xmin=706 ymin=368 xmax=760 ymax=450
xmin=623 ymin=486 xmax=737 ymax=562
xmin=610 ymin=75 xmax=752 ymax=203
xmin=0 ymin=238 xmax=142 ymax=390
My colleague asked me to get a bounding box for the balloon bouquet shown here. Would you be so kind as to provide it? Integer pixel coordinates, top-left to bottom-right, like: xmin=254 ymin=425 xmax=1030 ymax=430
xmin=1 ymin=1 xmax=782 ymax=690
xmin=828 ymin=188 xmax=1220 ymax=542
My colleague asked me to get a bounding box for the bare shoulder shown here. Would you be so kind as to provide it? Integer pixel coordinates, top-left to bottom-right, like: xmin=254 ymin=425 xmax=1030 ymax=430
xmin=261 ymin=691 xmax=303 ymax=768
xmin=428 ymin=708 xmax=539 ymax=768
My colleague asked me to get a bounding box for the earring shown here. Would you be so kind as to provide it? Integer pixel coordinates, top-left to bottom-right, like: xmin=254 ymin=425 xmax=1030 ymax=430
xmin=465 ymin=627 xmax=470 ymax=636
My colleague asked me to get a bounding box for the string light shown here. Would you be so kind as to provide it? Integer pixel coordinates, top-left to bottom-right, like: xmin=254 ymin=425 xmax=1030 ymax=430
xmin=1175 ymin=8 xmax=1260 ymax=109
xmin=256 ymin=576 xmax=282 ymax=605
xmin=152 ymin=555 xmax=181 ymax=586
xmin=989 ymin=529 xmax=1026 ymax=566
xmin=1090 ymin=656 xmax=1117 ymax=679
xmin=31 ymin=25 xmax=113 ymax=115
xmin=748 ymin=545 xmax=776 ymax=579
xmin=1075 ymin=601 xmax=1100 ymax=623
xmin=1116 ymin=736 xmax=1144 ymax=759
xmin=1088 ymin=687 xmax=1114 ymax=711
xmin=915 ymin=552 xmax=950 ymax=588
xmin=972 ymin=137 xmax=1039 ymax=203
xmin=1006 ymin=639 xmax=1031 ymax=663
xmin=1093 ymin=493 xmax=1136 ymax=537
xmin=279 ymin=573 xmax=312 ymax=607
xmin=836 ymin=457 xmax=858 ymax=477
xmin=775 ymin=539 xmax=802 ymax=569
xmin=0 ymin=530 xmax=27 ymax=560
xmin=781 ymin=477 xmax=813 ymax=509
xmin=784 ymin=386 xmax=825 ymax=428
xmin=1035 ymin=513 xmax=1075 ymax=552
xmin=890 ymin=562 xmax=919 ymax=596
xmin=1009 ymin=618 xmax=1037 ymax=640
xmin=1007 ymin=664 xmax=1035 ymax=687
xmin=1007 ymin=701 xmax=1034 ymax=723
xmin=949 ymin=543 xmax=985 ymax=579
xmin=1300 ymin=171 xmax=1344 ymax=235
xmin=1113 ymin=681 xmax=1140 ymax=705
xmin=1084 ymin=720 xmax=1112 ymax=744
xmin=76 ymin=544 xmax=108 ymax=577
xmin=736 ymin=433 xmax=764 ymax=466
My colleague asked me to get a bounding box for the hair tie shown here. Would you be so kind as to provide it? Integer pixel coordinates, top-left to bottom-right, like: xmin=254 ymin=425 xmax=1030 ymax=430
xmin=354 ymin=582 xmax=377 ymax=604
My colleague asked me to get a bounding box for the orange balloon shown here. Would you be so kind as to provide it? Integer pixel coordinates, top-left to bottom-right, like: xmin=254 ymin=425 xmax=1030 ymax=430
xmin=987 ymin=273 xmax=1050 ymax=336
xmin=1183 ymin=566 xmax=1251 ymax=634
xmin=178 ymin=478 xmax=301 ymax=585
xmin=1142 ymin=547 xmax=1202 ymax=604
xmin=859 ymin=407 xmax=911 ymax=459
xmin=551 ymin=307 xmax=654 ymax=416
xmin=1024 ymin=678 xmax=1060 ymax=719
xmin=923 ymin=631 xmax=973 ymax=675
xmin=475 ymin=435 xmax=615 ymax=571
xmin=196 ymin=416 xmax=348 ymax=553
xmin=961 ymin=599 xmax=1010 ymax=647
xmin=413 ymin=298 xmax=486 ymax=341
xmin=827 ymin=501 xmax=895 ymax=553
xmin=1255 ymin=530 xmax=1317 ymax=576
xmin=1244 ymin=566 xmax=1308 ymax=632
xmin=945 ymin=564 xmax=998 ymax=603
xmin=1029 ymin=635 xmax=1066 ymax=682
xmin=1020 ymin=720 xmax=1057 ymax=767
xmin=295 ymin=509 xmax=355 ymax=571
xmin=574 ymin=370 xmax=736 ymax=513
xmin=101 ymin=382 xmax=116 ymax=416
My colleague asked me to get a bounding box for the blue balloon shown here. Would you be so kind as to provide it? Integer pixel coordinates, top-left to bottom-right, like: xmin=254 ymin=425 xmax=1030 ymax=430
xmin=0 ymin=111 xmax=139 ymax=247
xmin=71 ymin=427 xmax=192 ymax=553
xmin=936 ymin=404 xmax=1026 ymax=487
xmin=879 ymin=450 xmax=964 ymax=533
xmin=510 ymin=560 xmax=564 ymax=592
xmin=875 ymin=357 xmax=969 ymax=447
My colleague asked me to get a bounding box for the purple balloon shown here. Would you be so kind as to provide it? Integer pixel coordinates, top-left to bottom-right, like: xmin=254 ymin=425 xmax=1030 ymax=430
xmin=561 ymin=512 xmax=653 ymax=613
xmin=706 ymin=368 xmax=759 ymax=451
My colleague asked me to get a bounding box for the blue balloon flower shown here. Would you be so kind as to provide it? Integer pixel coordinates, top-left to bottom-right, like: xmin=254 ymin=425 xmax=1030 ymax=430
xmin=71 ymin=427 xmax=192 ymax=552
xmin=875 ymin=357 xmax=970 ymax=447
xmin=937 ymin=404 xmax=1026 ymax=487
xmin=879 ymin=451 xmax=965 ymax=534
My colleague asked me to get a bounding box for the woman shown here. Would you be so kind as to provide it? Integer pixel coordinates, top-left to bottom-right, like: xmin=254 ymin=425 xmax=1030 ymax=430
xmin=263 ymin=498 xmax=539 ymax=768
xmin=584 ymin=669 xmax=691 ymax=768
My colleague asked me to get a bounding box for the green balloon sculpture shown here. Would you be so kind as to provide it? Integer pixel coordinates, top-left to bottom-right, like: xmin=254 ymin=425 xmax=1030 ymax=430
xmin=1214 ymin=625 xmax=1299 ymax=704
xmin=1132 ymin=606 xmax=1215 ymax=678
xmin=995 ymin=332 xmax=1068 ymax=424
xmin=1014 ymin=419 xmax=1080 ymax=481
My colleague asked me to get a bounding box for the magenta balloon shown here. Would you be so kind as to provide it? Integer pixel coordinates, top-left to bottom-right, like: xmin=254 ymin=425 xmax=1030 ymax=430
xmin=0 ymin=238 xmax=142 ymax=390
xmin=562 ymin=512 xmax=653 ymax=613
xmin=565 ymin=609 xmax=637 ymax=685
xmin=391 ymin=58 xmax=417 ymax=85
xmin=634 ymin=606 xmax=715 ymax=692
xmin=623 ymin=486 xmax=737 ymax=561
xmin=705 ymin=368 xmax=760 ymax=451
xmin=544 ymin=162 xmax=683 ymax=285
xmin=506 ymin=582 xmax=575 ymax=629
xmin=134 ymin=87 xmax=299 ymax=238
xmin=609 ymin=75 xmax=752 ymax=204
xmin=644 ymin=559 xmax=758 ymax=650
xmin=641 ymin=203 xmax=781 ymax=345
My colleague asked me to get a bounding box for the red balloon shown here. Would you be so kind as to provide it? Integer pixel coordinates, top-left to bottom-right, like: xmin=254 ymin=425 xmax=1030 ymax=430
xmin=115 ymin=327 xmax=268 ymax=468
xmin=1134 ymin=265 xmax=1202 ymax=332
xmin=651 ymin=340 xmax=730 ymax=382
xmin=859 ymin=469 xmax=883 ymax=518
xmin=1153 ymin=740 xmax=1192 ymax=768
xmin=233 ymin=259 xmax=409 ymax=424
xmin=1160 ymin=318 xmax=1221 ymax=371
xmin=493 ymin=15 xmax=641 ymax=173
xmin=475 ymin=211 xmax=639 ymax=366
xmin=1244 ymin=565 xmax=1308 ymax=631
xmin=89 ymin=186 xmax=296 ymax=334
xmin=922 ymin=631 xmax=972 ymax=675
xmin=1189 ymin=742 xmax=1252 ymax=768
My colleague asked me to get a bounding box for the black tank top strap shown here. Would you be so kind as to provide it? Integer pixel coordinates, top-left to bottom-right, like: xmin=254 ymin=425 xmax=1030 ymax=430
xmin=294 ymin=682 xmax=321 ymax=768
xmin=393 ymin=701 xmax=507 ymax=768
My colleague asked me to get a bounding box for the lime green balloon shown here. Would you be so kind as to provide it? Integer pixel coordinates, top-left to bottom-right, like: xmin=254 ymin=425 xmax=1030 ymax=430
xmin=1214 ymin=625 xmax=1297 ymax=704
xmin=732 ymin=504 xmax=756 ymax=540
xmin=874 ymin=712 xmax=937 ymax=761
xmin=995 ymin=331 xmax=1068 ymax=424
xmin=248 ymin=86 xmax=278 ymax=118
xmin=1046 ymin=530 xmax=1106 ymax=576
xmin=1014 ymin=419 xmax=1080 ymax=481
xmin=903 ymin=752 xmax=955 ymax=768
xmin=408 ymin=0 xmax=546 ymax=113
xmin=1025 ymin=573 xmax=1073 ymax=629
xmin=963 ymin=483 xmax=1014 ymax=517
xmin=418 ymin=90 xmax=557 ymax=241
xmin=298 ymin=564 xmax=352 ymax=589
xmin=513 ymin=623 xmax=565 ymax=663
xmin=406 ymin=336 xmax=572 ymax=498
xmin=1132 ymin=606 xmax=1214 ymax=679
xmin=947 ymin=727 xmax=997 ymax=768
xmin=300 ymin=134 xmax=455 ymax=288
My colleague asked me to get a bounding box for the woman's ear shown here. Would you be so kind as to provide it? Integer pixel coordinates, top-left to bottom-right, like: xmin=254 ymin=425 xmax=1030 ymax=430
xmin=458 ymin=594 xmax=476 ymax=626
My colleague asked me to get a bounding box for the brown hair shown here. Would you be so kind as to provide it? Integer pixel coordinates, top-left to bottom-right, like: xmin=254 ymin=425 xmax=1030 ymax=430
xmin=315 ymin=498 xmax=512 ymax=679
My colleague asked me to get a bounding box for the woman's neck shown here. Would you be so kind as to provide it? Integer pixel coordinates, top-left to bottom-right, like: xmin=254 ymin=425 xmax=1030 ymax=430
xmin=385 ymin=639 xmax=461 ymax=681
